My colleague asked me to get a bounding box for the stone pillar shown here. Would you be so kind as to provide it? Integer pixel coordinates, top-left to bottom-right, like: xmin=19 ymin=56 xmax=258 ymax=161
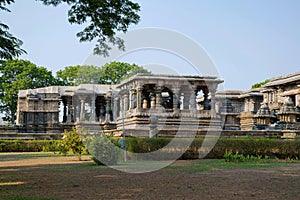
xmin=183 ymin=91 xmax=191 ymax=110
xmin=249 ymin=99 xmax=255 ymax=112
xmin=119 ymin=97 xmax=124 ymax=117
xmin=69 ymin=104 xmax=74 ymax=123
xmin=296 ymin=94 xmax=300 ymax=107
xmin=203 ymin=87 xmax=210 ymax=110
xmin=100 ymin=101 xmax=105 ymax=122
xmin=173 ymin=87 xmax=180 ymax=114
xmin=105 ymin=96 xmax=111 ymax=122
xmin=113 ymin=96 xmax=119 ymax=122
xmin=143 ymin=99 xmax=148 ymax=109
xmin=79 ymin=99 xmax=85 ymax=121
xmin=124 ymin=93 xmax=129 ymax=111
xmin=75 ymin=99 xmax=80 ymax=123
xmin=129 ymin=89 xmax=133 ymax=110
xmin=210 ymin=87 xmax=217 ymax=117
xmin=189 ymin=90 xmax=197 ymax=110
xmin=150 ymin=93 xmax=156 ymax=109
xmin=90 ymin=95 xmax=96 ymax=122
xmin=155 ymin=86 xmax=162 ymax=108
xmin=136 ymin=85 xmax=143 ymax=111
xmin=63 ymin=99 xmax=67 ymax=123
xmin=67 ymin=98 xmax=73 ymax=123
xmin=244 ymin=99 xmax=249 ymax=112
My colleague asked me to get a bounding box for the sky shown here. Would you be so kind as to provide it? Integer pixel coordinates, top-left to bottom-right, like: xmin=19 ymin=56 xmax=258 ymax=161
xmin=1 ymin=0 xmax=300 ymax=90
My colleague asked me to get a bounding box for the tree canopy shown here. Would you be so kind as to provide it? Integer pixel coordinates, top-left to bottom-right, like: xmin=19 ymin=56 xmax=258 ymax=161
xmin=99 ymin=62 xmax=150 ymax=84
xmin=251 ymin=79 xmax=270 ymax=89
xmin=0 ymin=0 xmax=140 ymax=59
xmin=56 ymin=65 xmax=102 ymax=86
xmin=0 ymin=0 xmax=26 ymax=59
xmin=57 ymin=62 xmax=150 ymax=86
xmin=0 ymin=59 xmax=58 ymax=122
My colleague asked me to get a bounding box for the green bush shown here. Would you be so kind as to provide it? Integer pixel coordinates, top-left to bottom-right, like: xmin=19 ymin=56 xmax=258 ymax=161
xmin=1 ymin=137 xmax=300 ymax=160
xmin=0 ymin=140 xmax=60 ymax=152
xmin=61 ymin=127 xmax=86 ymax=160
xmin=123 ymin=138 xmax=300 ymax=160
xmin=87 ymin=133 xmax=120 ymax=165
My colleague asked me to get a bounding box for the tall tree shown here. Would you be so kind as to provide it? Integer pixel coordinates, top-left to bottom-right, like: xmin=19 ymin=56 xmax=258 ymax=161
xmin=99 ymin=61 xmax=150 ymax=84
xmin=0 ymin=59 xmax=58 ymax=122
xmin=0 ymin=0 xmax=26 ymax=59
xmin=56 ymin=65 xmax=102 ymax=86
xmin=0 ymin=0 xmax=140 ymax=59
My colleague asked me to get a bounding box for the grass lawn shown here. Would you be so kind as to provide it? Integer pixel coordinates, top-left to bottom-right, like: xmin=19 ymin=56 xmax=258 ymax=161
xmin=1 ymin=152 xmax=300 ymax=200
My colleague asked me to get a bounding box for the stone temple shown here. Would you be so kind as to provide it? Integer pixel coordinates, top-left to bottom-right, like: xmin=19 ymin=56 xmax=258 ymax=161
xmin=1 ymin=72 xmax=300 ymax=139
xmin=15 ymin=74 xmax=223 ymax=138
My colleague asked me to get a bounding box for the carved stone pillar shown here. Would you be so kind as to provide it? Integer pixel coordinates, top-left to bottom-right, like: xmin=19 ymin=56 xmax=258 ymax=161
xmin=203 ymin=87 xmax=210 ymax=110
xmin=90 ymin=95 xmax=96 ymax=122
xmin=75 ymin=99 xmax=80 ymax=123
xmin=143 ymin=99 xmax=148 ymax=109
xmin=189 ymin=90 xmax=197 ymax=110
xmin=136 ymin=85 xmax=143 ymax=111
xmin=210 ymin=86 xmax=217 ymax=117
xmin=150 ymin=93 xmax=156 ymax=109
xmin=79 ymin=99 xmax=85 ymax=121
xmin=100 ymin=101 xmax=105 ymax=122
xmin=63 ymin=99 xmax=67 ymax=123
xmin=173 ymin=87 xmax=180 ymax=114
xmin=67 ymin=98 xmax=74 ymax=123
xmin=113 ymin=96 xmax=119 ymax=122
xmin=119 ymin=97 xmax=123 ymax=117
xmin=105 ymin=96 xmax=111 ymax=122
xmin=249 ymin=99 xmax=255 ymax=112
xmin=129 ymin=89 xmax=133 ymax=110
xmin=155 ymin=86 xmax=162 ymax=108
xmin=244 ymin=99 xmax=249 ymax=112
xmin=183 ymin=91 xmax=191 ymax=110
xmin=124 ymin=93 xmax=129 ymax=111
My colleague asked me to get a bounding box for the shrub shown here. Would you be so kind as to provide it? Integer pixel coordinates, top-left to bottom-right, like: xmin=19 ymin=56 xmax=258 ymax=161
xmin=0 ymin=140 xmax=60 ymax=152
xmin=87 ymin=133 xmax=120 ymax=165
xmin=61 ymin=127 xmax=86 ymax=160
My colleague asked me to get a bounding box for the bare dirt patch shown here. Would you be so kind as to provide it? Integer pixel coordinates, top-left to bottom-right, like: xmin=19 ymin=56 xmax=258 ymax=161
xmin=0 ymin=153 xmax=300 ymax=200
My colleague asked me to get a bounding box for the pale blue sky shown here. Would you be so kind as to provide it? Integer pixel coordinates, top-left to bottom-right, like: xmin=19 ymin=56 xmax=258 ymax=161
xmin=1 ymin=0 xmax=300 ymax=90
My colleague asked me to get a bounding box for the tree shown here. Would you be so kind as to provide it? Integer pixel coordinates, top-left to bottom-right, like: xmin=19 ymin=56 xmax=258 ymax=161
xmin=251 ymin=79 xmax=270 ymax=89
xmin=0 ymin=59 xmax=58 ymax=122
xmin=99 ymin=61 xmax=150 ymax=84
xmin=57 ymin=62 xmax=150 ymax=86
xmin=0 ymin=0 xmax=26 ymax=59
xmin=0 ymin=0 xmax=140 ymax=59
xmin=56 ymin=65 xmax=102 ymax=86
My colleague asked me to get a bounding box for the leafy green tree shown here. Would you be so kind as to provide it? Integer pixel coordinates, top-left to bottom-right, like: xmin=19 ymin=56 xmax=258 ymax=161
xmin=0 ymin=59 xmax=58 ymax=122
xmin=99 ymin=61 xmax=150 ymax=84
xmin=0 ymin=0 xmax=140 ymax=59
xmin=0 ymin=0 xmax=26 ymax=59
xmin=251 ymin=79 xmax=270 ymax=89
xmin=57 ymin=62 xmax=150 ymax=86
xmin=56 ymin=65 xmax=102 ymax=86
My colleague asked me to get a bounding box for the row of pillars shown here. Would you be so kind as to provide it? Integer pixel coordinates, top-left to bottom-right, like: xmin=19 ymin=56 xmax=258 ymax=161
xmin=62 ymin=95 xmax=112 ymax=123
xmin=118 ymin=85 xmax=217 ymax=116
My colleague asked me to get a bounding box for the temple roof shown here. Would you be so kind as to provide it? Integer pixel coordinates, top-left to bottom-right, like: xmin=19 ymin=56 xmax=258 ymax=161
xmin=18 ymin=84 xmax=117 ymax=97
xmin=117 ymin=73 xmax=224 ymax=88
xmin=264 ymin=71 xmax=300 ymax=87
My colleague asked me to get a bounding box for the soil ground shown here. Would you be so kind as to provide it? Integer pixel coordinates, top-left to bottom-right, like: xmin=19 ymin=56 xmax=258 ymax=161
xmin=0 ymin=152 xmax=300 ymax=200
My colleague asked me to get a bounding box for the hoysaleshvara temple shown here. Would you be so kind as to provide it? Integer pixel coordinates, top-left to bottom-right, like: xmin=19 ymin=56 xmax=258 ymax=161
xmin=1 ymin=72 xmax=300 ymax=139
